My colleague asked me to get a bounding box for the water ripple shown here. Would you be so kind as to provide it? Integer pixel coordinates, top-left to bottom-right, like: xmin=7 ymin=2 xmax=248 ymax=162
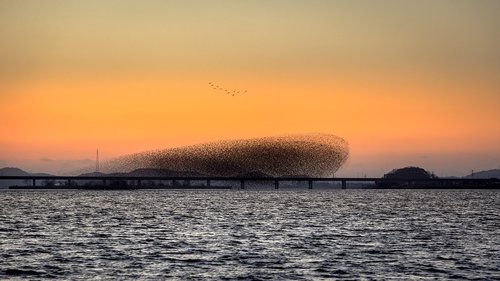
xmin=0 ymin=189 xmax=499 ymax=279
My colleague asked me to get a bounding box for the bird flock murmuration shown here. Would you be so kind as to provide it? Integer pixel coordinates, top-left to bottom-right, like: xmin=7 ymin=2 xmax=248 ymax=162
xmin=93 ymin=134 xmax=350 ymax=177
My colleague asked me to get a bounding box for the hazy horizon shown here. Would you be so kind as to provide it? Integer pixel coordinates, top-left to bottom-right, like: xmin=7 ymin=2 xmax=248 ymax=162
xmin=1 ymin=140 xmax=498 ymax=178
xmin=1 ymin=1 xmax=499 ymax=177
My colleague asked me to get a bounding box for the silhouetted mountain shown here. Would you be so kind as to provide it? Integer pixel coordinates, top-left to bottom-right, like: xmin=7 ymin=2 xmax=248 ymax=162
xmin=0 ymin=167 xmax=31 ymax=188
xmin=465 ymin=169 xmax=500 ymax=179
xmin=376 ymin=166 xmax=436 ymax=188
xmin=236 ymin=171 xmax=272 ymax=178
xmin=78 ymin=168 xmax=207 ymax=178
xmin=79 ymin=172 xmax=108 ymax=177
xmin=121 ymin=168 xmax=207 ymax=177
xmin=0 ymin=167 xmax=54 ymax=177
xmin=283 ymin=174 xmax=309 ymax=178
xmin=32 ymin=173 xmax=55 ymax=177
xmin=383 ymin=166 xmax=435 ymax=180
xmin=0 ymin=167 xmax=31 ymax=176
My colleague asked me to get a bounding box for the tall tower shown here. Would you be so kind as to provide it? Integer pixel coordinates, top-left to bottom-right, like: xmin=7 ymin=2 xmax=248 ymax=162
xmin=96 ymin=148 xmax=100 ymax=173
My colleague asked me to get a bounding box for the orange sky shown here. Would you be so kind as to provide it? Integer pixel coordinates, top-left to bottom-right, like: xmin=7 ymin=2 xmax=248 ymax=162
xmin=1 ymin=1 xmax=499 ymax=175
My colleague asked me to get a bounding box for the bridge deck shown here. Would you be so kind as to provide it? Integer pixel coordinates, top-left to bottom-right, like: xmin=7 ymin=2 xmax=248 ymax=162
xmin=1 ymin=175 xmax=499 ymax=190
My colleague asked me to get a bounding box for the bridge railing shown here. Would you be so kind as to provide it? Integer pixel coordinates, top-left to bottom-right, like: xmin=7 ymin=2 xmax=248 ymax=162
xmin=0 ymin=176 xmax=498 ymax=189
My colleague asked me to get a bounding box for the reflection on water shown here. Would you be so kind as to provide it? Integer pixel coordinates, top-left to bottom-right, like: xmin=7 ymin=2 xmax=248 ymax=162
xmin=0 ymin=190 xmax=499 ymax=279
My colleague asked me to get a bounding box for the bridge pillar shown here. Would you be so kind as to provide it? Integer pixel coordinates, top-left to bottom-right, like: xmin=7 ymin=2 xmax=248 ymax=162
xmin=308 ymin=180 xmax=313 ymax=189
xmin=32 ymin=179 xmax=36 ymax=187
xmin=342 ymin=180 xmax=347 ymax=189
xmin=274 ymin=180 xmax=279 ymax=189
xmin=240 ymin=180 xmax=245 ymax=189
xmin=137 ymin=179 xmax=141 ymax=187
xmin=207 ymin=179 xmax=211 ymax=187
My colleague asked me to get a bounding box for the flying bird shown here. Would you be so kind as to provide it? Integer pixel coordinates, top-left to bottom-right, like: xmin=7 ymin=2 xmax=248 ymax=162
xmin=208 ymin=82 xmax=248 ymax=97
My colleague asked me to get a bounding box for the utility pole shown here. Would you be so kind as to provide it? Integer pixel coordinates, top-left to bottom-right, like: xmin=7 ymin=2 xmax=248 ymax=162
xmin=96 ymin=148 xmax=100 ymax=173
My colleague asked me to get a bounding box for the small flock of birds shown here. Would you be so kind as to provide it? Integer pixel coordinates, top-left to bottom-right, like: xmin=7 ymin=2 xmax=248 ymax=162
xmin=208 ymin=82 xmax=247 ymax=97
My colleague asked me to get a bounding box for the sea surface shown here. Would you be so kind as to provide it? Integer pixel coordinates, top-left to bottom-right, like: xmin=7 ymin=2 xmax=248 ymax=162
xmin=0 ymin=189 xmax=499 ymax=280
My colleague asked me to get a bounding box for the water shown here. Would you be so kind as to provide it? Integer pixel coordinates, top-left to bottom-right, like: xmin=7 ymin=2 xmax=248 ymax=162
xmin=0 ymin=189 xmax=499 ymax=280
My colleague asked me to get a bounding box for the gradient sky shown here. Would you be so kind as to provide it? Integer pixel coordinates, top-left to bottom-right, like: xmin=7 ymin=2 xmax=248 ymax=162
xmin=1 ymin=0 xmax=499 ymax=176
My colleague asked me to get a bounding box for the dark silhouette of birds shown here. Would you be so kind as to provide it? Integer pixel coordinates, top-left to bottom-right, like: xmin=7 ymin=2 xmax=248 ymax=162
xmin=208 ymin=82 xmax=247 ymax=97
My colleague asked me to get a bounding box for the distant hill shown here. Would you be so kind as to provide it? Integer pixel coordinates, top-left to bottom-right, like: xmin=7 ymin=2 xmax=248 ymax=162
xmin=236 ymin=171 xmax=272 ymax=178
xmin=0 ymin=167 xmax=31 ymax=188
xmin=123 ymin=168 xmax=207 ymax=177
xmin=32 ymin=173 xmax=55 ymax=177
xmin=0 ymin=167 xmax=56 ymax=188
xmin=0 ymin=167 xmax=31 ymax=176
xmin=383 ymin=166 xmax=434 ymax=180
xmin=79 ymin=168 xmax=207 ymax=178
xmin=465 ymin=169 xmax=500 ymax=179
xmin=79 ymin=172 xmax=108 ymax=177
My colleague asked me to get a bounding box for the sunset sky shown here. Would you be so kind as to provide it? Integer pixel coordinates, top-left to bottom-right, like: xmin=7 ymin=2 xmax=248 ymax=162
xmin=1 ymin=0 xmax=499 ymax=176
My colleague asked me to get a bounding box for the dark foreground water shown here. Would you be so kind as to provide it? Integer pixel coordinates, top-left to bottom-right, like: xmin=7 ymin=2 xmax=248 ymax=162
xmin=0 ymin=189 xmax=499 ymax=280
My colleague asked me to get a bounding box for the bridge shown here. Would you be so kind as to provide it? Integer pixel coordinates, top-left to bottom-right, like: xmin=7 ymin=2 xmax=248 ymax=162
xmin=1 ymin=175 xmax=499 ymax=189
